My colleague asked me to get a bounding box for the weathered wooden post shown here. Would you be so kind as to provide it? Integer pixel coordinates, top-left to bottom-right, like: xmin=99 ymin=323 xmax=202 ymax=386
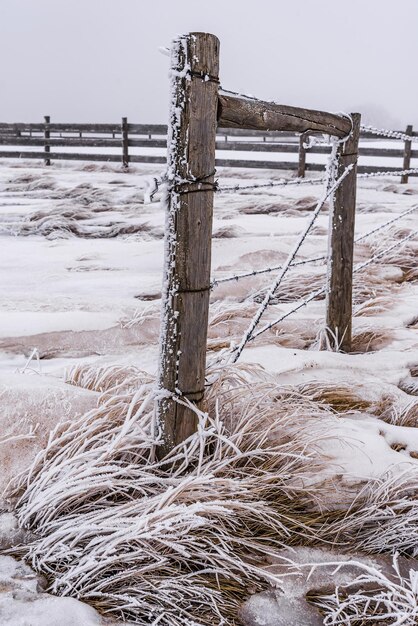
xmin=121 ymin=116 xmax=129 ymax=169
xmin=401 ymin=124 xmax=413 ymax=184
xmin=44 ymin=115 xmax=51 ymax=166
xmin=298 ymin=131 xmax=308 ymax=178
xmin=157 ymin=32 xmax=220 ymax=457
xmin=325 ymin=112 xmax=361 ymax=352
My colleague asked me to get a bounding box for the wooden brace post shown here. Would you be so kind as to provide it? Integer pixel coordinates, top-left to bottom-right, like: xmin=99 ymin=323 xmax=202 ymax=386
xmin=325 ymin=113 xmax=361 ymax=352
xmin=218 ymin=95 xmax=351 ymax=137
xmin=157 ymin=32 xmax=220 ymax=457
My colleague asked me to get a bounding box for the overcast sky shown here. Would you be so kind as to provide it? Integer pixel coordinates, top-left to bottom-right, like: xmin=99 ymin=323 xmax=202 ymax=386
xmin=1 ymin=0 xmax=417 ymax=128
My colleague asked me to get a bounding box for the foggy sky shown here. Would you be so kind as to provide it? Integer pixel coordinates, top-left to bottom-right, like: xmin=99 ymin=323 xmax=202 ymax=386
xmin=1 ymin=0 xmax=417 ymax=128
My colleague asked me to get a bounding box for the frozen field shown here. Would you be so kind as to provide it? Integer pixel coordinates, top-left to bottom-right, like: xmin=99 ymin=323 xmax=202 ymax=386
xmin=0 ymin=158 xmax=417 ymax=625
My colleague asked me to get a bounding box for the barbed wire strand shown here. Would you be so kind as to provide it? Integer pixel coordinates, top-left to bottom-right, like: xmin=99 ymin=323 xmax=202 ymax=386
xmin=218 ymin=168 xmax=418 ymax=194
xmin=230 ymin=164 xmax=353 ymax=363
xmin=248 ymin=228 xmax=417 ymax=343
xmin=358 ymin=168 xmax=418 ymax=179
xmin=219 ymin=87 xmax=265 ymax=102
xmin=355 ymin=204 xmax=418 ymax=243
xmin=360 ymin=125 xmax=418 ymax=143
xmin=211 ymin=255 xmax=325 ymax=288
xmin=211 ymin=203 xmax=418 ymax=288
xmin=147 ymin=168 xmax=418 ymax=202
xmin=216 ymin=176 xmax=326 ymax=193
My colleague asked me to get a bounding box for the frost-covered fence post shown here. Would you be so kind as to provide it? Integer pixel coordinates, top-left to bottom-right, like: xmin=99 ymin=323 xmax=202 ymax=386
xmin=157 ymin=32 xmax=220 ymax=457
xmin=401 ymin=125 xmax=413 ymax=184
xmin=121 ymin=116 xmax=129 ymax=169
xmin=325 ymin=112 xmax=361 ymax=352
xmin=44 ymin=115 xmax=51 ymax=166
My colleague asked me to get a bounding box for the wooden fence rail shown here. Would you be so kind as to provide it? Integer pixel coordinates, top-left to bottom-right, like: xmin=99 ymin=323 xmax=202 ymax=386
xmin=0 ymin=118 xmax=416 ymax=181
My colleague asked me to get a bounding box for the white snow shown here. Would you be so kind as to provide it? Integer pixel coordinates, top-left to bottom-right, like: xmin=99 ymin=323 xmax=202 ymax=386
xmin=0 ymin=156 xmax=417 ymax=623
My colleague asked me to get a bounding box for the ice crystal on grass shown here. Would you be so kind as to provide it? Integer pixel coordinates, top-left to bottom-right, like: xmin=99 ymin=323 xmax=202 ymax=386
xmin=310 ymin=555 xmax=418 ymax=625
xmin=12 ymin=363 xmax=327 ymax=625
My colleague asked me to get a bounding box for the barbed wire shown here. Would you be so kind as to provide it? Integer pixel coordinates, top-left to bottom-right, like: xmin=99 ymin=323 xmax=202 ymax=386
xmin=219 ymin=87 xmax=265 ymax=102
xmin=360 ymin=124 xmax=418 ymax=143
xmin=215 ymin=176 xmax=326 ymax=193
xmin=211 ymin=204 xmax=418 ymax=288
xmin=358 ymin=168 xmax=418 ymax=179
xmin=245 ymin=228 xmax=418 ymax=344
xmin=354 ymin=229 xmax=417 ymax=272
xmin=144 ymin=171 xmax=327 ymax=202
xmin=146 ymin=168 xmax=418 ymax=204
xmin=230 ymin=164 xmax=353 ymax=363
xmin=211 ymin=255 xmax=325 ymax=288
xmin=355 ymin=204 xmax=418 ymax=243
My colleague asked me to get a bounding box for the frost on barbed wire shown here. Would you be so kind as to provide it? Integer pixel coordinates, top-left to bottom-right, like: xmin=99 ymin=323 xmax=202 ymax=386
xmin=210 ymin=254 xmax=327 ymax=288
xmin=229 ymin=163 xmax=353 ymax=363
xmin=216 ymin=176 xmax=326 ymax=194
xmin=211 ymin=203 xmax=418 ymax=288
xmin=324 ymin=135 xmax=340 ymax=193
xmin=358 ymin=168 xmax=418 ymax=179
xmin=361 ymin=124 xmax=418 ymax=143
xmin=240 ymin=227 xmax=418 ymax=343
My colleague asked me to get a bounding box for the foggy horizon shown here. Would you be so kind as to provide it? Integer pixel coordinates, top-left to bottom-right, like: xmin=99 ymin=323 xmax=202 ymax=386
xmin=1 ymin=0 xmax=417 ymax=129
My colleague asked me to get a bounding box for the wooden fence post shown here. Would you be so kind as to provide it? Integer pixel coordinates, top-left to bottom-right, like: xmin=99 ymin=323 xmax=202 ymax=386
xmin=401 ymin=124 xmax=413 ymax=184
xmin=298 ymin=131 xmax=308 ymax=177
xmin=44 ymin=115 xmax=50 ymax=166
xmin=157 ymin=32 xmax=220 ymax=457
xmin=325 ymin=112 xmax=361 ymax=352
xmin=121 ymin=116 xmax=129 ymax=169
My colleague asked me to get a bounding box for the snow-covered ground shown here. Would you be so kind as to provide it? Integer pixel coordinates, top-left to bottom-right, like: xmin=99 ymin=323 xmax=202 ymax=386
xmin=0 ymin=157 xmax=417 ymax=624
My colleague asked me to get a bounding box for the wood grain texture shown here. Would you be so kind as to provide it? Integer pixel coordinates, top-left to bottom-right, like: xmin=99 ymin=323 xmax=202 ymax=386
xmin=401 ymin=125 xmax=413 ymax=184
xmin=218 ymin=94 xmax=352 ymax=138
xmin=157 ymin=33 xmax=220 ymax=457
xmin=325 ymin=113 xmax=361 ymax=353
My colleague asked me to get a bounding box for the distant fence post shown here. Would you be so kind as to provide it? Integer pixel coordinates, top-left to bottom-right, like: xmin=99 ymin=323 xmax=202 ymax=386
xmin=44 ymin=115 xmax=50 ymax=166
xmin=325 ymin=112 xmax=361 ymax=352
xmin=157 ymin=32 xmax=220 ymax=457
xmin=401 ymin=124 xmax=413 ymax=184
xmin=298 ymin=131 xmax=309 ymax=178
xmin=121 ymin=116 xmax=129 ymax=169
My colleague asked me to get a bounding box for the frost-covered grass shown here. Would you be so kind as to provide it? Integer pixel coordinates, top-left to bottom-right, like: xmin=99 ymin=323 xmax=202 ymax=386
xmin=308 ymin=555 xmax=418 ymax=625
xmin=12 ymin=363 xmax=328 ymax=625
xmin=0 ymin=159 xmax=418 ymax=624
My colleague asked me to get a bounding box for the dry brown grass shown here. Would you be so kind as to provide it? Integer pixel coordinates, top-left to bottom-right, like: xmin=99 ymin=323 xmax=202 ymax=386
xmin=18 ymin=205 xmax=162 ymax=239
xmin=295 ymin=382 xmax=396 ymax=417
xmin=13 ymin=363 xmax=335 ymax=626
xmin=354 ymin=296 xmax=396 ymax=317
xmin=11 ymin=361 xmax=418 ymax=624
xmin=350 ymin=328 xmax=392 ymax=353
